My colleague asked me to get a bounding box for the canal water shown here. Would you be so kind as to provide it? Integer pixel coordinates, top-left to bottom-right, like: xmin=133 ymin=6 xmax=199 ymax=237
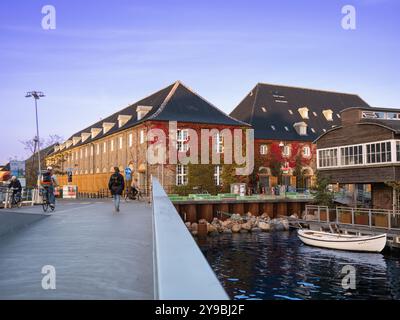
xmin=197 ymin=231 xmax=400 ymax=300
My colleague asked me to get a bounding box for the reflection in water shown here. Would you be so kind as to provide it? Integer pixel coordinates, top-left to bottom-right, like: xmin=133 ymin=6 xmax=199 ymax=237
xmin=197 ymin=231 xmax=400 ymax=300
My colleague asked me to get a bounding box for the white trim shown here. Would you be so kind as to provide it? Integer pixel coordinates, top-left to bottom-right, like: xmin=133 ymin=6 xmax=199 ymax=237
xmin=317 ymin=139 xmax=399 ymax=169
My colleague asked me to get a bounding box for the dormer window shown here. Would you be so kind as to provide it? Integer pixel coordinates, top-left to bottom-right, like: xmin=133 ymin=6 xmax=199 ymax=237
xmin=118 ymin=115 xmax=132 ymax=128
xmin=293 ymin=122 xmax=307 ymax=136
xmin=298 ymin=107 xmax=309 ymax=119
xmin=322 ymin=109 xmax=333 ymax=121
xmin=136 ymin=106 xmax=152 ymax=121
xmin=65 ymin=140 xmax=72 ymax=148
xmin=72 ymin=136 xmax=81 ymax=146
xmin=81 ymin=132 xmax=90 ymax=142
xmin=102 ymin=122 xmax=115 ymax=134
xmin=91 ymin=128 xmax=102 ymax=139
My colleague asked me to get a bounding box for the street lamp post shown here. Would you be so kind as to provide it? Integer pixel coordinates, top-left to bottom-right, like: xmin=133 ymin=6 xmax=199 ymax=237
xmin=25 ymin=91 xmax=45 ymax=187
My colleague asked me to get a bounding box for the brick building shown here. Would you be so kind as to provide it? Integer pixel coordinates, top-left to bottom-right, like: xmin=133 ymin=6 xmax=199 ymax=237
xmin=46 ymin=81 xmax=248 ymax=194
xmin=230 ymin=83 xmax=371 ymax=192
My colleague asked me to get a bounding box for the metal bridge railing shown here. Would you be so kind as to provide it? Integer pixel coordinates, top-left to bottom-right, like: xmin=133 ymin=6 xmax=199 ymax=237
xmin=151 ymin=177 xmax=229 ymax=300
xmin=305 ymin=205 xmax=400 ymax=230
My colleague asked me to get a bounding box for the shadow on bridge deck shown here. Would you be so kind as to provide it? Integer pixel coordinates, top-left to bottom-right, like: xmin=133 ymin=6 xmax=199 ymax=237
xmin=0 ymin=199 xmax=153 ymax=299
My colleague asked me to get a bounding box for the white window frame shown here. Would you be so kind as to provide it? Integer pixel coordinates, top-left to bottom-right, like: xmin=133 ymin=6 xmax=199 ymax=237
xmin=103 ymin=142 xmax=107 ymax=153
xmin=140 ymin=130 xmax=145 ymax=144
xmin=96 ymin=144 xmax=100 ymax=155
xmin=110 ymin=140 xmax=114 ymax=152
xmin=282 ymin=145 xmax=291 ymax=157
xmin=129 ymin=133 xmax=133 ymax=147
xmin=176 ymin=164 xmax=188 ymax=186
xmin=119 ymin=136 xmax=123 ymax=149
xmin=214 ymin=165 xmax=222 ymax=186
xmin=215 ymin=132 xmax=224 ymax=154
xmin=260 ymin=144 xmax=268 ymax=155
xmin=303 ymin=145 xmax=311 ymax=157
xmin=317 ymin=139 xmax=398 ymax=169
xmin=177 ymin=129 xmax=189 ymax=152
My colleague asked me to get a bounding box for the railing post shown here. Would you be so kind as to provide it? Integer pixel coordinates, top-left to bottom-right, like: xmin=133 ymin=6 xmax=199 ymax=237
xmin=369 ymin=209 xmax=372 ymax=228
xmin=336 ymin=207 xmax=339 ymax=224
xmin=317 ymin=206 xmax=320 ymax=222
xmin=351 ymin=208 xmax=354 ymax=225
xmin=326 ymin=207 xmax=329 ymax=222
xmin=388 ymin=211 xmax=391 ymax=230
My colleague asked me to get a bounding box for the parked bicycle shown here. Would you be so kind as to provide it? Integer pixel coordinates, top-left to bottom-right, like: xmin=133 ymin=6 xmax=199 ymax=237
xmin=124 ymin=187 xmax=144 ymax=202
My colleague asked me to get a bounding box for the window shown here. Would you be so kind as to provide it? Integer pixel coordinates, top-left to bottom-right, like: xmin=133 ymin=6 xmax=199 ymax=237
xmin=397 ymin=141 xmax=400 ymax=161
xmin=283 ymin=145 xmax=291 ymax=157
xmin=311 ymin=128 xmax=316 ymax=133
xmin=366 ymin=141 xmax=391 ymax=164
xmin=261 ymin=107 xmax=267 ymax=112
xmin=362 ymin=111 xmax=385 ymax=119
xmin=96 ymin=144 xmax=100 ymax=155
xmin=303 ymin=146 xmax=311 ymax=157
xmin=318 ymin=149 xmax=338 ymax=168
xmin=260 ymin=144 xmax=268 ymax=155
xmin=271 ymin=125 xmax=276 ymax=131
xmin=322 ymin=109 xmax=333 ymax=121
xmin=111 ymin=140 xmax=114 ymax=151
xmin=72 ymin=153 xmax=74 ymax=161
xmin=90 ymin=145 xmax=93 ymax=156
xmin=214 ymin=165 xmax=222 ymax=186
xmin=298 ymin=107 xmax=309 ymax=119
xmin=103 ymin=142 xmax=107 ymax=153
xmin=85 ymin=147 xmax=88 ymax=158
xmin=177 ymin=129 xmax=188 ymax=152
xmin=176 ymin=164 xmax=188 ymax=186
xmin=129 ymin=133 xmax=133 ymax=147
xmin=140 ymin=130 xmax=145 ymax=144
xmin=313 ymin=111 xmax=317 ymax=117
xmin=340 ymin=145 xmax=363 ymax=166
xmin=288 ymin=109 xmax=293 ymax=115
xmin=80 ymin=149 xmax=83 ymax=159
xmin=119 ymin=137 xmax=123 ymax=149
xmin=284 ymin=126 xmax=289 ymax=131
xmin=215 ymin=132 xmax=224 ymax=153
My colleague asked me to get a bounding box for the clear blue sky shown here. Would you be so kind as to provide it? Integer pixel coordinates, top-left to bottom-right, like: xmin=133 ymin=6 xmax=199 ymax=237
xmin=0 ymin=0 xmax=399 ymax=163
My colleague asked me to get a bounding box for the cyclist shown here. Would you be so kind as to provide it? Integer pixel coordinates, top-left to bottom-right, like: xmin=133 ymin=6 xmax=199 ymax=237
xmin=42 ymin=166 xmax=58 ymax=210
xmin=8 ymin=176 xmax=22 ymax=205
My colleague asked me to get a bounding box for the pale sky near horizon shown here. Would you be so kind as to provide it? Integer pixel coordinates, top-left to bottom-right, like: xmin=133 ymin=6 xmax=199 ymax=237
xmin=0 ymin=0 xmax=399 ymax=163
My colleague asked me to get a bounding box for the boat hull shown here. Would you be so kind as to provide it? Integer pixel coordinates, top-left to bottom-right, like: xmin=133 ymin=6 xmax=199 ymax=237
xmin=297 ymin=230 xmax=387 ymax=253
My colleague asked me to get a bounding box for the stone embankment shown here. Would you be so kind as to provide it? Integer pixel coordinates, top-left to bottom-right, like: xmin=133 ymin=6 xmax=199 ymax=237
xmin=186 ymin=212 xmax=298 ymax=236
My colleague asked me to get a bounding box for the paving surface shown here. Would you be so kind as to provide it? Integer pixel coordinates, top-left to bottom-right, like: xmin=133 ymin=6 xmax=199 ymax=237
xmin=0 ymin=199 xmax=153 ymax=299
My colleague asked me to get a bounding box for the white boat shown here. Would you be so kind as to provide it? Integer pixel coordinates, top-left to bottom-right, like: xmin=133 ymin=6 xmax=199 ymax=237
xmin=297 ymin=229 xmax=387 ymax=253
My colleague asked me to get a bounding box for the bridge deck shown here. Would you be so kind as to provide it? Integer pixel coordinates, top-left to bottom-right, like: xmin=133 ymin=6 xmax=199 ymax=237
xmin=0 ymin=199 xmax=153 ymax=299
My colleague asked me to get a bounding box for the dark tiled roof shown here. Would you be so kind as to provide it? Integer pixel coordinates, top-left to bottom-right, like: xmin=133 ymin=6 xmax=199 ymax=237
xmin=52 ymin=81 xmax=247 ymax=154
xmin=358 ymin=119 xmax=400 ymax=133
xmin=230 ymin=83 xmax=371 ymax=141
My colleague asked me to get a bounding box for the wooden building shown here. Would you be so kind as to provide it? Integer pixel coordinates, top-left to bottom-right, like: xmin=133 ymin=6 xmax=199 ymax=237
xmin=315 ymin=107 xmax=400 ymax=210
xmin=45 ymin=81 xmax=248 ymax=195
xmin=230 ymin=83 xmax=371 ymax=192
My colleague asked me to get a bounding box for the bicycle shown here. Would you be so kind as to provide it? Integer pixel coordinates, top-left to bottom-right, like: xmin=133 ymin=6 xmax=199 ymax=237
xmin=41 ymin=186 xmax=55 ymax=213
xmin=124 ymin=187 xmax=144 ymax=202
xmin=8 ymin=188 xmax=22 ymax=208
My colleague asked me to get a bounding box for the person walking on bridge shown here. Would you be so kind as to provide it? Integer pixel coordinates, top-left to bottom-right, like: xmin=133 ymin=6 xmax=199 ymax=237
xmin=108 ymin=167 xmax=125 ymax=213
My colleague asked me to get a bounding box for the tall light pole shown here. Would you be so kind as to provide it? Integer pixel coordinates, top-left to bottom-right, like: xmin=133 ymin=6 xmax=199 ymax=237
xmin=25 ymin=91 xmax=45 ymax=187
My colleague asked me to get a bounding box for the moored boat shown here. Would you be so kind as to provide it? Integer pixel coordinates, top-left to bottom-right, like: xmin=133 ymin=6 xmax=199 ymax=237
xmin=297 ymin=229 xmax=387 ymax=253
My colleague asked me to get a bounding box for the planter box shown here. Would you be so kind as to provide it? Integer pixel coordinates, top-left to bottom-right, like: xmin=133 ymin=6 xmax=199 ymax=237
xmin=339 ymin=212 xmax=352 ymax=224
xmin=375 ymin=215 xmax=389 ymax=228
xmin=355 ymin=214 xmax=369 ymax=225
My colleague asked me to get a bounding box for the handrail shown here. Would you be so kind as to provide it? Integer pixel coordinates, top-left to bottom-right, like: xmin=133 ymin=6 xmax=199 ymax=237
xmin=151 ymin=177 xmax=229 ymax=300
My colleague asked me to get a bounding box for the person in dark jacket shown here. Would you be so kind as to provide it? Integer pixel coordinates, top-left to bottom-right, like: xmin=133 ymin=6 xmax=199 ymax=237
xmin=8 ymin=176 xmax=22 ymax=204
xmin=108 ymin=167 xmax=125 ymax=212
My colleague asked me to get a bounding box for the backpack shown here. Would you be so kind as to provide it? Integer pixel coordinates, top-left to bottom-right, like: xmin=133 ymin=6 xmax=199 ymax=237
xmin=42 ymin=171 xmax=52 ymax=184
xmin=110 ymin=174 xmax=120 ymax=187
